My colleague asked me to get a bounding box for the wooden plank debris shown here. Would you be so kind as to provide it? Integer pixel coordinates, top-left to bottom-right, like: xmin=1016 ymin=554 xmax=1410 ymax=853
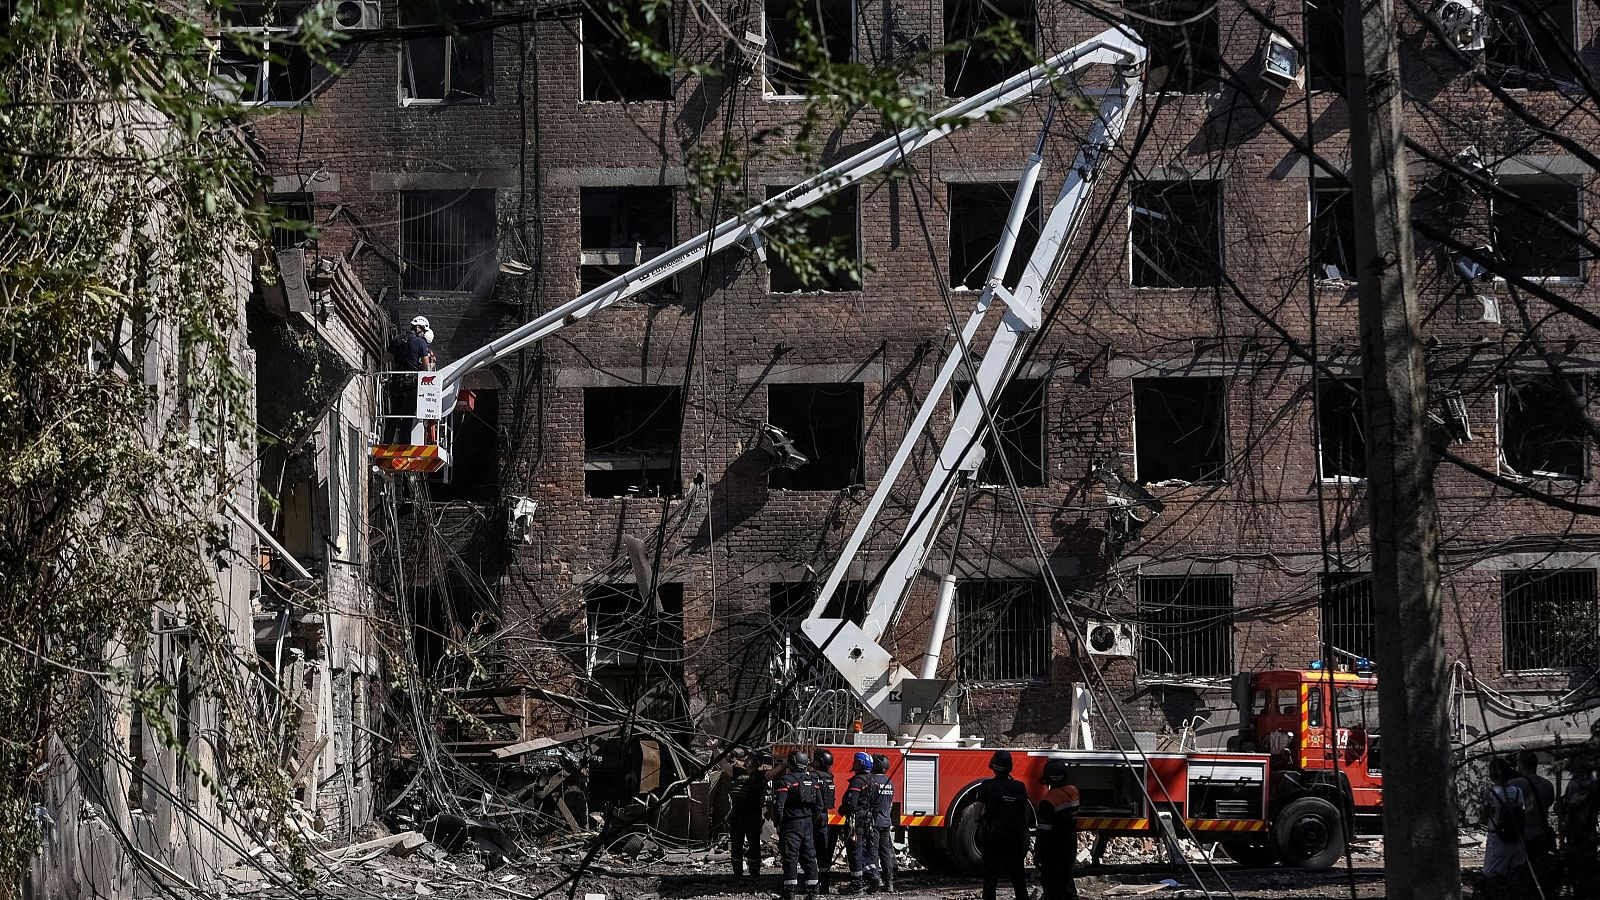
xmin=492 ymin=724 xmax=620 ymax=758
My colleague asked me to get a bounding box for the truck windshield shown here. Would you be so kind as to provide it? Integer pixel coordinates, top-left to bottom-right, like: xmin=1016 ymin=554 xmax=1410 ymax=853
xmin=1335 ymin=686 xmax=1380 ymax=733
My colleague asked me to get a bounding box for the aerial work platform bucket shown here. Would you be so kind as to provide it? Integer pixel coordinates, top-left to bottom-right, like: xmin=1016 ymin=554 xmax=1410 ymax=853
xmin=370 ymin=371 xmax=453 ymax=474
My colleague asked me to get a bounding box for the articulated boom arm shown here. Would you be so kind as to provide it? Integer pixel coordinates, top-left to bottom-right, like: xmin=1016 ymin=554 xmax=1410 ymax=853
xmin=414 ymin=28 xmax=1145 ymax=422
xmin=798 ymin=34 xmax=1144 ymax=745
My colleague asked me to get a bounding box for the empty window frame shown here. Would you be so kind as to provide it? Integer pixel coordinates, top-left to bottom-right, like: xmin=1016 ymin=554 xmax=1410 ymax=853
xmin=764 ymin=0 xmax=855 ymax=97
xmin=1311 ymin=182 xmax=1356 ymax=281
xmin=770 ymin=580 xmax=869 ymax=671
xmin=1131 ymin=180 xmax=1222 ymax=288
xmin=214 ymin=30 xmax=319 ymax=105
xmin=1303 ymin=0 xmax=1347 ymax=92
xmin=956 ymin=579 xmax=1050 ymax=682
xmin=1316 ymin=377 xmax=1367 ymax=479
xmin=1502 ymin=374 xmax=1587 ymax=479
xmin=400 ymin=1 xmax=492 ymax=104
xmin=584 ymin=386 xmax=683 ymax=497
xmin=1133 ymin=376 xmax=1227 ymax=484
xmin=400 ymin=189 xmax=497 ymax=293
xmin=581 ymin=6 xmax=673 ymax=102
xmin=767 ymin=383 xmax=865 ymax=491
xmin=766 ymin=185 xmax=861 ymax=292
xmin=270 ymin=193 xmax=316 ymax=250
xmin=1137 ymin=574 xmax=1234 ymax=678
xmin=1502 ymin=568 xmax=1597 ymax=671
xmin=1127 ymin=0 xmax=1220 ymax=93
xmin=586 ymin=582 xmax=685 ymax=666
xmin=1320 ymin=572 xmax=1376 ymax=663
xmin=948 ymin=183 xmax=1041 ymax=289
xmin=580 ymin=187 xmax=674 ymax=290
xmin=954 ymin=378 xmax=1046 ymax=487
xmin=944 ymin=0 xmax=1036 ymax=97
xmin=1487 ymin=0 xmax=1577 ymax=90
xmin=1492 ymin=176 xmax=1583 ymax=279
xmin=430 ymin=389 xmax=499 ymax=502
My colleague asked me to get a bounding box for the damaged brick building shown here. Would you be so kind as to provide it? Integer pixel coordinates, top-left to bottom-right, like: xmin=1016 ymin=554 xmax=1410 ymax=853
xmin=240 ymin=0 xmax=1599 ymax=766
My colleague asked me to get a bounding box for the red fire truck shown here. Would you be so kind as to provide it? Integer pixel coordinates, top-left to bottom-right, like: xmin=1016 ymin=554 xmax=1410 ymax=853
xmin=809 ymin=667 xmax=1381 ymax=872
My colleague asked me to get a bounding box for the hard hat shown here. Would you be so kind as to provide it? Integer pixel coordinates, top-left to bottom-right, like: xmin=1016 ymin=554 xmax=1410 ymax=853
xmin=411 ymin=315 xmax=430 ymax=328
xmin=853 ymin=752 xmax=874 ymax=772
xmin=872 ymin=754 xmax=889 ymax=774
xmin=1041 ymin=758 xmax=1070 ymax=785
xmin=813 ymin=749 xmax=834 ymax=768
xmin=789 ymin=750 xmax=810 ymax=770
xmin=989 ymin=749 xmax=1013 ymax=774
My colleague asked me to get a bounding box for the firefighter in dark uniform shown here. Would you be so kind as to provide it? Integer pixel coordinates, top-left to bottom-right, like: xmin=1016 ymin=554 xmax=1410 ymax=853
xmin=871 ymin=754 xmax=897 ymax=893
xmin=726 ymin=750 xmax=769 ymax=878
xmin=1035 ymin=758 xmax=1081 ymax=900
xmin=811 ymin=749 xmax=837 ymax=894
xmin=975 ymin=749 xmax=1031 ymax=900
xmin=840 ymin=751 xmax=877 ymax=893
xmin=773 ymin=750 xmax=822 ymax=900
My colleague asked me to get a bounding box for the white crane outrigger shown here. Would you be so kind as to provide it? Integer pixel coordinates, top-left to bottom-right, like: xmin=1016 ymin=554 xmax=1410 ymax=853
xmin=371 ymin=28 xmax=1146 ymax=745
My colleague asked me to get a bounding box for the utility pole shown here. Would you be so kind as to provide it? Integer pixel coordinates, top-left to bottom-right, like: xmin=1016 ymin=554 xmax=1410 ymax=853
xmin=1344 ymin=0 xmax=1461 ymax=896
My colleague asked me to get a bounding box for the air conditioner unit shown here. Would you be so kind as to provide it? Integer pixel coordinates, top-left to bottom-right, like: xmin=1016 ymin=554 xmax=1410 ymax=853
xmin=1085 ymin=620 xmax=1137 ymax=658
xmin=329 ymin=0 xmax=382 ymax=31
xmin=1261 ymin=32 xmax=1303 ymax=90
xmin=1432 ymin=0 xmax=1488 ymax=52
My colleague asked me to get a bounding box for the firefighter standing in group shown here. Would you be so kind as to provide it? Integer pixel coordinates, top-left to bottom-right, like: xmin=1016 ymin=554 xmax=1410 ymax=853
xmin=773 ymin=750 xmax=823 ymax=900
xmin=810 ymin=749 xmax=838 ymax=894
xmin=1035 ymin=759 xmax=1081 ymax=900
xmin=725 ymin=749 xmax=769 ymax=879
xmin=870 ymin=754 xmax=897 ymax=894
xmin=841 ymin=751 xmax=878 ymax=893
xmin=974 ymin=749 xmax=1032 ymax=900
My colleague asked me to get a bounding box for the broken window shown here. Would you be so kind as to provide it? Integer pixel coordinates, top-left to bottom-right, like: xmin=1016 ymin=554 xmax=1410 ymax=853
xmin=1487 ymin=0 xmax=1577 ymax=90
xmin=1320 ymin=572 xmax=1376 ymax=663
xmin=956 ymin=579 xmax=1050 ymax=682
xmin=767 ymin=383 xmax=865 ymax=491
xmin=1493 ymin=176 xmax=1583 ymax=279
xmin=400 ymin=0 xmax=492 ymax=104
xmin=580 ymin=187 xmax=674 ymax=291
xmin=954 ymin=378 xmax=1046 ymax=487
xmin=431 ymin=389 xmax=499 ymax=502
xmin=400 ymin=189 xmax=497 ymax=293
xmin=1311 ymin=182 xmax=1356 ymax=281
xmin=214 ymin=22 xmax=320 ymax=105
xmin=271 ymin=193 xmax=315 ymax=250
xmin=766 ymin=185 xmax=860 ymax=292
xmin=1304 ymin=0 xmax=1347 ymax=92
xmin=581 ymin=5 xmax=673 ymax=102
xmin=587 ymin=582 xmax=689 ymax=728
xmin=944 ymin=0 xmax=1036 ymax=97
xmin=1137 ymin=574 xmax=1234 ymax=678
xmin=948 ymin=183 xmax=1041 ymax=289
xmin=1133 ymin=376 xmax=1227 ymax=483
xmin=1502 ymin=374 xmax=1587 ymax=479
xmin=1131 ymin=180 xmax=1222 ymax=288
xmin=1502 ymin=568 xmax=1597 ymax=671
xmin=1317 ymin=377 xmax=1367 ymax=479
xmin=1127 ymin=0 xmax=1220 ymax=93
xmin=765 ymin=0 xmax=854 ymax=96
xmin=584 ymin=386 xmax=683 ymax=497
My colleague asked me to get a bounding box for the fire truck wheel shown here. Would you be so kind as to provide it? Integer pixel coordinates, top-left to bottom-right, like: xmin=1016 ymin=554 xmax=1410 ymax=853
xmin=1218 ymin=840 xmax=1278 ymax=867
xmin=1272 ymin=797 xmax=1345 ymax=870
xmin=946 ymin=801 xmax=1031 ymax=876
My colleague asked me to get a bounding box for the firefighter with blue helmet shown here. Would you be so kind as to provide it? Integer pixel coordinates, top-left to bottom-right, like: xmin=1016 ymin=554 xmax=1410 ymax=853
xmin=773 ymin=750 xmax=822 ymax=900
xmin=871 ymin=754 xmax=896 ymax=893
xmin=840 ymin=752 xmax=877 ymax=893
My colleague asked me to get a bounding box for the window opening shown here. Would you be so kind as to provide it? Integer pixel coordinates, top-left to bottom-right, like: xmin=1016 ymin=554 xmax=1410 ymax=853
xmin=1487 ymin=0 xmax=1577 ymax=90
xmin=215 ymin=2 xmax=321 ymax=107
xmin=1502 ymin=374 xmax=1587 ymax=478
xmin=271 ymin=194 xmax=315 ymax=250
xmin=1320 ymin=572 xmax=1376 ymax=662
xmin=1311 ymin=182 xmax=1355 ymax=281
xmin=956 ymin=579 xmax=1050 ymax=682
xmin=767 ymin=383 xmax=864 ymax=491
xmin=953 ymin=378 xmax=1046 ymax=486
xmin=580 ymin=187 xmax=674 ymax=291
xmin=1131 ymin=180 xmax=1222 ymax=288
xmin=400 ymin=189 xmax=497 ymax=293
xmin=1502 ymin=568 xmax=1597 ymax=671
xmin=766 ymin=185 xmax=860 ymax=292
xmin=400 ymin=0 xmax=492 ymax=104
xmin=1127 ymin=0 xmax=1219 ymax=93
xmin=1304 ymin=0 xmax=1347 ymax=91
xmin=1317 ymin=377 xmax=1366 ymax=479
xmin=1133 ymin=376 xmax=1227 ymax=484
xmin=1138 ymin=574 xmax=1234 ymax=678
xmin=581 ymin=6 xmax=673 ymax=101
xmin=1334 ymin=685 xmax=1380 ymax=732
xmin=765 ymin=0 xmax=855 ymax=96
xmin=431 ymin=389 xmax=499 ymax=502
xmin=584 ymin=386 xmax=683 ymax=497
xmin=586 ymin=582 xmax=688 ymax=730
xmin=948 ymin=183 xmax=1041 ymax=289
xmin=944 ymin=0 xmax=1036 ymax=97
xmin=1493 ymin=176 xmax=1582 ymax=279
